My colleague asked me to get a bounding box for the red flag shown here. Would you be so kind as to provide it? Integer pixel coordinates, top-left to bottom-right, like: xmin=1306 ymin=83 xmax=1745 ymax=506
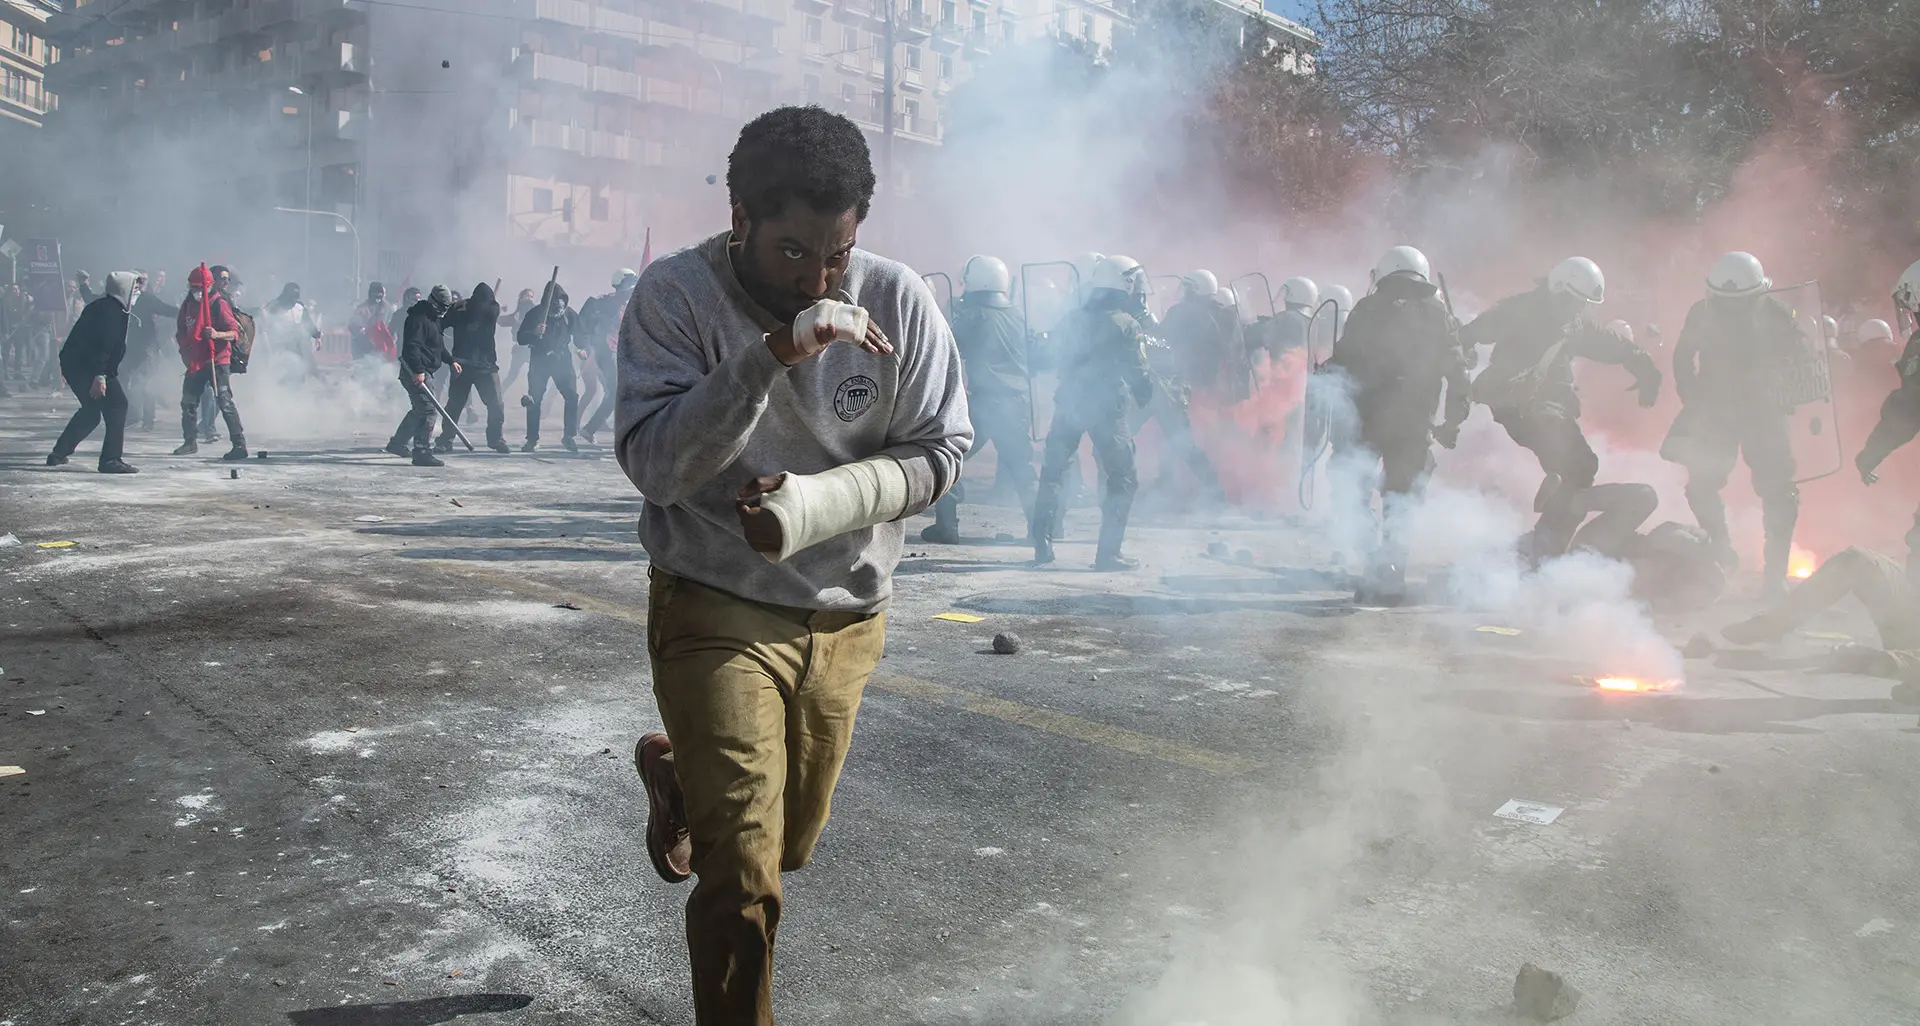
xmin=640 ymin=227 xmax=651 ymax=270
xmin=194 ymin=263 xmax=213 ymax=367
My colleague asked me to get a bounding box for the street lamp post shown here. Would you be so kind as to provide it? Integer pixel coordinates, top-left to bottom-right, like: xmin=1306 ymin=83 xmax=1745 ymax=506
xmin=288 ymin=86 xmax=314 ymax=288
xmin=273 ymin=207 xmax=361 ymax=302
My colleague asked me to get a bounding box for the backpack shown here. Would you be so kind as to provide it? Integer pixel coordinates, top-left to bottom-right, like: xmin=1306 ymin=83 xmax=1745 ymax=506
xmin=228 ymin=307 xmax=258 ymax=373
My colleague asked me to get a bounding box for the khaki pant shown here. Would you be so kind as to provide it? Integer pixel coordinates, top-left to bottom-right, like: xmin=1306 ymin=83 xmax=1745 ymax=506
xmin=647 ymin=570 xmax=886 ymax=1026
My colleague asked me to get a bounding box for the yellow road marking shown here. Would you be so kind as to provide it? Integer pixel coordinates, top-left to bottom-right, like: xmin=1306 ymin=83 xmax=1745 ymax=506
xmin=868 ymin=672 xmax=1259 ymax=777
xmin=430 ymin=563 xmax=1259 ymax=778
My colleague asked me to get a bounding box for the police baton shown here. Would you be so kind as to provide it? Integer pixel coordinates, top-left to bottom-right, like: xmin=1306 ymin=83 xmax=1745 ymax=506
xmin=422 ymin=379 xmax=476 ymax=451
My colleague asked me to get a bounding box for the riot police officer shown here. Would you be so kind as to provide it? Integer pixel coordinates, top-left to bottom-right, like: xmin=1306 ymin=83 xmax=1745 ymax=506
xmin=1031 ymin=255 xmax=1155 ymax=570
xmin=1660 ymin=251 xmax=1802 ymax=594
xmin=1463 ymin=257 xmax=1661 ymax=563
xmin=923 ymin=255 xmax=1035 ymax=543
xmin=1322 ymin=246 xmax=1471 ymax=604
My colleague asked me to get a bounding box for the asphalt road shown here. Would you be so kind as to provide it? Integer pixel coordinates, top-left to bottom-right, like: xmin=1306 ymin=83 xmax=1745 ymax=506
xmin=3 ymin=389 xmax=1919 ymax=1026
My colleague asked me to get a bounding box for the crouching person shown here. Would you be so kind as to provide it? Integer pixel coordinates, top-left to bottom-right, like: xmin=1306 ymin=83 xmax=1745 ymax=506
xmin=615 ymin=107 xmax=969 ymax=1025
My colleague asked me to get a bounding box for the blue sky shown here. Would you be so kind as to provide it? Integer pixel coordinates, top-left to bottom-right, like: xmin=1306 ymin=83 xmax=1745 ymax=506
xmin=1264 ymin=0 xmax=1315 ymax=25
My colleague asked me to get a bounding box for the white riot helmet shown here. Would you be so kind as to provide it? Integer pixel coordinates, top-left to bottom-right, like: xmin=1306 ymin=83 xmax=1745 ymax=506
xmin=1706 ymin=251 xmax=1769 ymax=297
xmin=1371 ymin=246 xmax=1431 ymax=287
xmin=1893 ymin=259 xmax=1920 ymax=314
xmin=1820 ymin=315 xmax=1838 ymax=341
xmin=1281 ymin=276 xmax=1318 ymax=310
xmin=1548 ymin=257 xmax=1605 ymax=304
xmin=1218 ymin=285 xmax=1238 ymax=309
xmin=1604 ymin=319 xmax=1633 ymax=343
xmin=1324 ymin=284 xmax=1354 ymax=314
xmin=1074 ymin=251 xmax=1105 ymax=285
xmin=613 ymin=268 xmax=639 ymax=289
xmin=962 ymin=255 xmax=1011 ymax=297
xmin=1181 ymin=269 xmax=1219 ymax=298
xmin=1088 ymin=254 xmax=1143 ymax=294
xmin=1860 ymin=319 xmax=1895 ymax=344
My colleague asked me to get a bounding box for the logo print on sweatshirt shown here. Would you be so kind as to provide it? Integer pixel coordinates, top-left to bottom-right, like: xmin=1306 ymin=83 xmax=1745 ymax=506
xmin=834 ymin=375 xmax=879 ymax=422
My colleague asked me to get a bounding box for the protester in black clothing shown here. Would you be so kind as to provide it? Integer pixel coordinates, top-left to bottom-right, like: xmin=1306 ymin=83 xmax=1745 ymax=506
xmin=390 ymin=287 xmax=422 ymax=355
xmin=47 ymin=271 xmax=142 ymax=473
xmin=578 ymin=269 xmax=637 ymax=444
xmin=436 ymin=282 xmax=510 ymax=453
xmin=500 ymin=288 xmax=537 ymax=392
xmin=516 ymin=283 xmax=583 ymax=452
xmin=127 ymin=270 xmax=178 ymax=429
xmin=385 ymin=286 xmax=453 ymax=467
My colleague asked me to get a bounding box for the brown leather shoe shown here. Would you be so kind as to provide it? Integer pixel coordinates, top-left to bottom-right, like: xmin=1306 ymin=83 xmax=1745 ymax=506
xmin=635 ymin=733 xmax=691 ymax=883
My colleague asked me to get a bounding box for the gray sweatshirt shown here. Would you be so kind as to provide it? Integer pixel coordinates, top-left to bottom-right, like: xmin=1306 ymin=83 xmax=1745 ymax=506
xmin=616 ymin=232 xmax=972 ymax=612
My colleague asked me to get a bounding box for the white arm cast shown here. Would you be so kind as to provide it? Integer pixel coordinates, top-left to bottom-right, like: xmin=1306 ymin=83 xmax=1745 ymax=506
xmin=794 ymin=298 xmax=870 ymax=344
xmin=756 ymin=455 xmax=912 ymax=563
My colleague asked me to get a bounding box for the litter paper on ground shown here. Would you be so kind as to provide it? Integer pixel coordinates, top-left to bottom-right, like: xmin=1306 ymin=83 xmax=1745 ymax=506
xmin=1494 ymin=799 xmax=1564 ymax=825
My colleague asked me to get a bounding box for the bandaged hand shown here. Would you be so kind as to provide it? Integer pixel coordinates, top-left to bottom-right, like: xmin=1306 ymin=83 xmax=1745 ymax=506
xmin=735 ymin=455 xmax=912 ymax=563
xmin=767 ymin=299 xmax=892 ymax=366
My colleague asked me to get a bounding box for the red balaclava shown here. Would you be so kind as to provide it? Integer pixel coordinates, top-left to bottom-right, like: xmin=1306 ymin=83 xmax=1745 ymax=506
xmin=189 ymin=263 xmax=214 ymax=349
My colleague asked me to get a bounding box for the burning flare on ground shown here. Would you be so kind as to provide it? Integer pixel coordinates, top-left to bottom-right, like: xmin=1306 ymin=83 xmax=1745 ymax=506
xmin=1789 ymin=546 xmax=1819 ymax=580
xmin=1591 ymin=676 xmax=1679 ymax=693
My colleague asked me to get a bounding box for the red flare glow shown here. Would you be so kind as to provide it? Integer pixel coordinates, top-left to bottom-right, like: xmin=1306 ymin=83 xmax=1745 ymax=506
xmin=1592 ymin=676 xmax=1677 ymax=693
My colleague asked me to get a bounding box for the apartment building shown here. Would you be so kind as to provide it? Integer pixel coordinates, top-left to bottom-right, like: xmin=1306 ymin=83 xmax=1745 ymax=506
xmin=1 ymin=0 xmax=58 ymax=128
xmin=768 ymin=0 xmax=1013 ymax=195
xmin=45 ymin=0 xmax=784 ymax=298
xmin=40 ymin=0 xmax=1311 ymax=298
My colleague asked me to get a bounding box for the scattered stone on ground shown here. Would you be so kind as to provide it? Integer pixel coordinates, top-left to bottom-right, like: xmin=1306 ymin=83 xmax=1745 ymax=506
xmin=1513 ymin=962 xmax=1582 ymax=1021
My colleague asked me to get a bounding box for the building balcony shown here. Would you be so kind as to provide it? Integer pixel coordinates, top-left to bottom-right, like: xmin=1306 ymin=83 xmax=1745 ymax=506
xmin=527 ymin=51 xmax=590 ymax=90
xmin=930 ymin=22 xmax=963 ymax=51
xmin=0 ymin=85 xmax=52 ymax=124
xmin=965 ymin=27 xmax=995 ymax=54
xmin=640 ymin=77 xmax=692 ymax=110
xmin=792 ymin=0 xmax=831 ymax=11
xmin=526 ymin=0 xmax=592 ymax=30
xmin=514 ymin=117 xmax=588 ymax=154
xmin=834 ymin=0 xmax=883 ymax=24
xmin=590 ymin=5 xmax=647 ymax=42
xmin=589 ymin=64 xmax=641 ymax=98
xmin=587 ymin=128 xmax=632 ymax=161
xmin=213 ymin=0 xmax=309 ymax=45
xmin=691 ymin=0 xmax=783 ymax=26
xmin=898 ymin=9 xmax=934 ymax=40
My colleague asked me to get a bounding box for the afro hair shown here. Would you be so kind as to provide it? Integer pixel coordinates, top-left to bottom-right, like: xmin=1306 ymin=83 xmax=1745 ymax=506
xmin=727 ymin=106 xmax=877 ymax=224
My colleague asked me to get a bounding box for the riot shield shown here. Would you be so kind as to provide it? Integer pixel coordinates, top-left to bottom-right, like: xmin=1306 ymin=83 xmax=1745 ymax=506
xmin=922 ymin=271 xmax=954 ymax=318
xmin=1019 ymin=260 xmax=1081 ymax=443
xmin=1298 ymin=297 xmax=1346 ymax=509
xmin=1228 ymin=272 xmax=1276 ymax=321
xmin=1147 ymin=274 xmax=1183 ymax=322
xmin=1765 ymin=280 xmax=1844 ymax=484
xmin=1226 ymin=272 xmax=1275 ymax=398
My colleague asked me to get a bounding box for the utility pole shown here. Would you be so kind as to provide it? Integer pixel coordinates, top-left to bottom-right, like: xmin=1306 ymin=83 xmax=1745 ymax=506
xmin=881 ymin=0 xmax=895 ymax=194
